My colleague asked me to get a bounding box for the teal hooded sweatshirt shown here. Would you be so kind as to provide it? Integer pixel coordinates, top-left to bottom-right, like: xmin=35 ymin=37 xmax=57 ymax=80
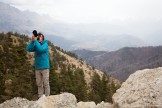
xmin=26 ymin=40 xmax=50 ymax=70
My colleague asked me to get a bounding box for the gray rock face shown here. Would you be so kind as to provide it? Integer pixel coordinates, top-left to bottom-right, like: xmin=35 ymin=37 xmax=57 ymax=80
xmin=0 ymin=93 xmax=112 ymax=108
xmin=0 ymin=97 xmax=34 ymax=108
xmin=25 ymin=93 xmax=77 ymax=108
xmin=112 ymin=67 xmax=162 ymax=108
xmin=0 ymin=93 xmax=77 ymax=108
xmin=77 ymin=101 xmax=113 ymax=108
xmin=96 ymin=101 xmax=113 ymax=108
xmin=77 ymin=101 xmax=96 ymax=108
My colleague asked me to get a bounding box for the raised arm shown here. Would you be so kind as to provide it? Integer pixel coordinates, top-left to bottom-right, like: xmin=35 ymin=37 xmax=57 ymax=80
xmin=26 ymin=41 xmax=35 ymax=52
xmin=34 ymin=40 xmax=48 ymax=53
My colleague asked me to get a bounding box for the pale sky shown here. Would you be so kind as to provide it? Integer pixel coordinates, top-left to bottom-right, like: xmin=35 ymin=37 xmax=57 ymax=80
xmin=1 ymin=0 xmax=162 ymax=24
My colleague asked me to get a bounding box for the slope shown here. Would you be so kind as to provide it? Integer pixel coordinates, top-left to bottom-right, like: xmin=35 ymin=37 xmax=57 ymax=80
xmin=0 ymin=32 xmax=120 ymax=104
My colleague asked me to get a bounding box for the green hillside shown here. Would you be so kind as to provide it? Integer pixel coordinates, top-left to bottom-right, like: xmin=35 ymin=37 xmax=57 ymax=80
xmin=0 ymin=32 xmax=120 ymax=104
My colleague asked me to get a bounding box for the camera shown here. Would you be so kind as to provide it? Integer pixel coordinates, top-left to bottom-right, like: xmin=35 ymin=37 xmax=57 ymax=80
xmin=32 ymin=30 xmax=40 ymax=40
xmin=32 ymin=30 xmax=38 ymax=37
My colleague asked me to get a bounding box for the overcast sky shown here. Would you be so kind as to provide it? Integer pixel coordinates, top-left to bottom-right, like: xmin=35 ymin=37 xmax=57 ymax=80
xmin=1 ymin=0 xmax=162 ymax=24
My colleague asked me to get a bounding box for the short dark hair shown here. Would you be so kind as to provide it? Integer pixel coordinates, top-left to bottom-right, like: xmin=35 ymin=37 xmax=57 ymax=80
xmin=38 ymin=32 xmax=44 ymax=40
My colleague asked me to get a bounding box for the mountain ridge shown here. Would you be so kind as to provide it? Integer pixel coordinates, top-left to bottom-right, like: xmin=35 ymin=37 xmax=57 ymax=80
xmin=73 ymin=46 xmax=162 ymax=81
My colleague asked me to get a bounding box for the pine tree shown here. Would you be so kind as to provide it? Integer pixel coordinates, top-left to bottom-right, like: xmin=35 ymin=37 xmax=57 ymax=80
xmin=101 ymin=74 xmax=112 ymax=102
xmin=73 ymin=68 xmax=88 ymax=101
xmin=50 ymin=68 xmax=60 ymax=94
xmin=89 ymin=72 xmax=102 ymax=103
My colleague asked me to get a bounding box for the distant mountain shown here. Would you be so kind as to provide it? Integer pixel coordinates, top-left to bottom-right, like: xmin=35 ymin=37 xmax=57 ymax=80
xmin=72 ymin=49 xmax=107 ymax=59
xmin=70 ymin=34 xmax=149 ymax=51
xmin=45 ymin=35 xmax=76 ymax=51
xmin=73 ymin=46 xmax=162 ymax=81
xmin=0 ymin=2 xmax=51 ymax=34
xmin=0 ymin=2 xmax=79 ymax=51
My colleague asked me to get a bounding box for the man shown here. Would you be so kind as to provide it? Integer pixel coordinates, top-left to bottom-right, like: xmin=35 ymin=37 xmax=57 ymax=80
xmin=26 ymin=30 xmax=50 ymax=98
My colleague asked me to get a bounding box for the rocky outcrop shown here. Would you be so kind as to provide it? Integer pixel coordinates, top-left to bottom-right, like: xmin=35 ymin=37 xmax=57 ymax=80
xmin=0 ymin=93 xmax=112 ymax=108
xmin=2 ymin=67 xmax=162 ymax=108
xmin=96 ymin=101 xmax=113 ymax=108
xmin=77 ymin=101 xmax=96 ymax=108
xmin=112 ymin=67 xmax=162 ymax=107
xmin=25 ymin=93 xmax=77 ymax=108
xmin=0 ymin=93 xmax=76 ymax=108
xmin=77 ymin=101 xmax=112 ymax=108
xmin=0 ymin=97 xmax=34 ymax=108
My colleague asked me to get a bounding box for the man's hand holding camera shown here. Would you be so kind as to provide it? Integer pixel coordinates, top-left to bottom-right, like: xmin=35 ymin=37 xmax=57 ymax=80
xmin=32 ymin=30 xmax=38 ymax=41
xmin=32 ymin=35 xmax=37 ymax=41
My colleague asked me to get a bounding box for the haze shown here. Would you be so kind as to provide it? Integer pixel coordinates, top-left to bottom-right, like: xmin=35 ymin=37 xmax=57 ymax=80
xmin=1 ymin=0 xmax=162 ymax=50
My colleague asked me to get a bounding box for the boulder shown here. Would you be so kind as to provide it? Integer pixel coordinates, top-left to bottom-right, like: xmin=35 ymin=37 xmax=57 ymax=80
xmin=0 ymin=93 xmax=77 ymax=108
xmin=112 ymin=67 xmax=162 ymax=107
xmin=77 ymin=101 xmax=112 ymax=108
xmin=0 ymin=97 xmax=33 ymax=108
xmin=96 ymin=101 xmax=113 ymax=108
xmin=77 ymin=101 xmax=96 ymax=108
xmin=25 ymin=93 xmax=77 ymax=108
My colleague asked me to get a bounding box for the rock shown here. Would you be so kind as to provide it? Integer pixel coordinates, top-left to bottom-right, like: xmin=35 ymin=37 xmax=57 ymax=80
xmin=5 ymin=79 xmax=12 ymax=86
xmin=77 ymin=101 xmax=113 ymax=108
xmin=4 ymin=79 xmax=13 ymax=95
xmin=0 ymin=97 xmax=34 ymax=108
xmin=0 ymin=92 xmax=113 ymax=108
xmin=0 ymin=45 xmax=4 ymax=52
xmin=25 ymin=93 xmax=77 ymax=108
xmin=96 ymin=101 xmax=113 ymax=108
xmin=112 ymin=67 xmax=162 ymax=108
xmin=0 ymin=93 xmax=76 ymax=108
xmin=77 ymin=101 xmax=96 ymax=108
